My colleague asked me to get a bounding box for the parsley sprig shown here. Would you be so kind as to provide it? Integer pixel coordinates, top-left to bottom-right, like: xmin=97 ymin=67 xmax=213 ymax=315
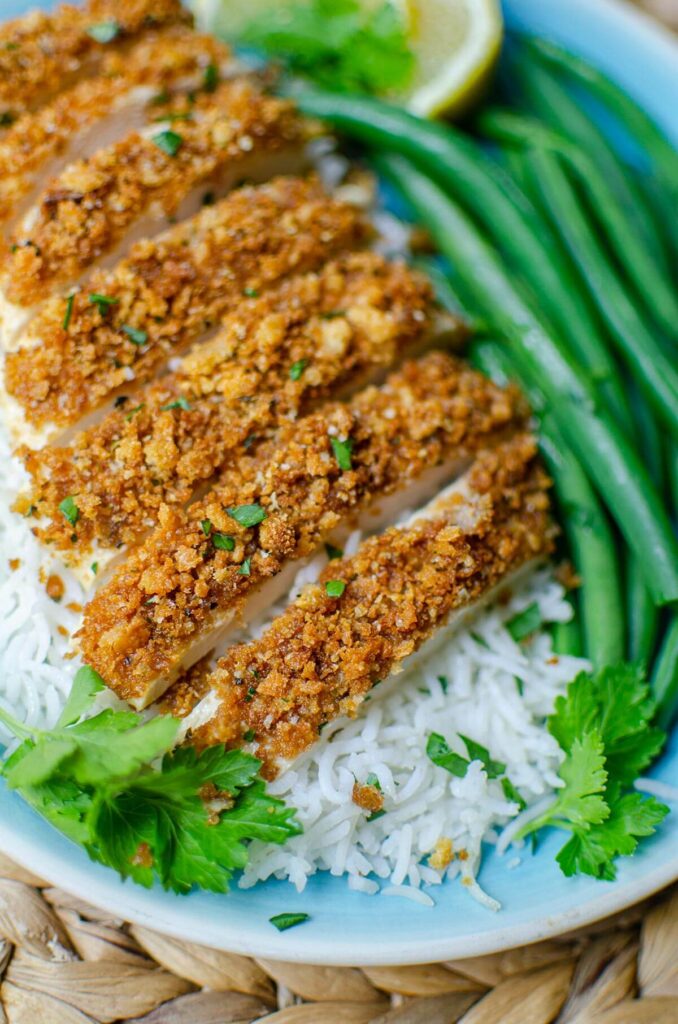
xmin=518 ymin=664 xmax=668 ymax=880
xmin=0 ymin=667 xmax=300 ymax=893
xmin=236 ymin=0 xmax=414 ymax=96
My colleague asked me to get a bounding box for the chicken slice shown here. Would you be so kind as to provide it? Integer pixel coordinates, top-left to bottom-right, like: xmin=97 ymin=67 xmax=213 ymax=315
xmin=186 ymin=434 xmax=553 ymax=776
xmin=0 ymin=27 xmax=236 ymax=239
xmin=19 ymin=253 xmax=463 ymax=579
xmin=76 ymin=352 xmax=527 ymax=709
xmin=1 ymin=79 xmax=309 ymax=333
xmin=1 ymin=176 xmax=369 ymax=448
xmin=0 ymin=0 xmax=190 ymax=125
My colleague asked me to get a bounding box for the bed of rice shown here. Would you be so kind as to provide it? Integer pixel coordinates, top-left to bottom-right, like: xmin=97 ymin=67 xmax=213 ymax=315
xmin=0 ymin=418 xmax=589 ymax=908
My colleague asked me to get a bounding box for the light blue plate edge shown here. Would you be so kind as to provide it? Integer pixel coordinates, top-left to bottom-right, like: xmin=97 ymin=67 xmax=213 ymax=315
xmin=0 ymin=0 xmax=676 ymax=965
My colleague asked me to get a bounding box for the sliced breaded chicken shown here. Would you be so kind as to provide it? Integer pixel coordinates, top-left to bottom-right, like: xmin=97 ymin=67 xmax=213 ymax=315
xmin=19 ymin=254 xmax=464 ymax=577
xmin=0 ymin=28 xmax=236 ymax=237
xmin=1 ymin=80 xmax=309 ymax=326
xmin=0 ymin=0 xmax=190 ymax=125
xmin=76 ymin=352 xmax=527 ymax=709
xmin=2 ymin=176 xmax=369 ymax=449
xmin=186 ymin=435 xmax=553 ymax=775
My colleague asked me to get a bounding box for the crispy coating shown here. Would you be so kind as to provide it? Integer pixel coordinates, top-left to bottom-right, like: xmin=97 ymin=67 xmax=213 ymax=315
xmin=191 ymin=435 xmax=553 ymax=774
xmin=77 ymin=352 xmax=526 ymax=705
xmin=22 ymin=254 xmax=446 ymax=557
xmin=5 ymin=176 xmax=369 ymax=435
xmin=4 ymin=79 xmax=306 ymax=306
xmin=0 ymin=1 xmax=190 ymax=123
xmin=0 ymin=28 xmax=232 ymax=228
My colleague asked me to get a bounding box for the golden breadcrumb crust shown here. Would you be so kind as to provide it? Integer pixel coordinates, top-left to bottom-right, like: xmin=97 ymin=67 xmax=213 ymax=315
xmin=21 ymin=253 xmax=444 ymax=556
xmin=192 ymin=435 xmax=553 ymax=774
xmin=0 ymin=28 xmax=231 ymax=227
xmin=5 ymin=80 xmax=307 ymax=306
xmin=77 ymin=352 xmax=527 ymax=703
xmin=0 ymin=1 xmax=190 ymax=122
xmin=5 ymin=177 xmax=369 ymax=433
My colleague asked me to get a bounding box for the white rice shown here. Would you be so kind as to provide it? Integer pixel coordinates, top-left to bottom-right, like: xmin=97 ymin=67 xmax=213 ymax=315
xmin=0 ymin=421 xmax=589 ymax=907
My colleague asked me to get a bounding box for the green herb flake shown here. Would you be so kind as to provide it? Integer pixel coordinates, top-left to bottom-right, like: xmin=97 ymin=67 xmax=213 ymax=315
xmin=203 ymin=62 xmax=219 ymax=92
xmin=125 ymin=404 xmax=145 ymax=422
xmin=152 ymin=129 xmax=183 ymax=157
xmin=89 ymin=293 xmax=119 ymax=316
xmin=507 ymin=601 xmax=542 ymax=642
xmin=200 ymin=519 xmax=212 ymax=537
xmin=426 ymin=733 xmax=470 ymax=778
xmin=366 ymin=772 xmax=382 ymax=791
xmin=242 ymin=287 xmax=260 ymax=298
xmin=121 ymin=324 xmax=148 ymax=346
xmin=58 ymin=496 xmax=79 ymax=528
xmin=290 ymin=358 xmax=308 ymax=382
xmin=458 ymin=734 xmax=506 ymax=779
xmin=63 ymin=294 xmax=75 ymax=331
xmin=437 ymin=675 xmax=448 ymax=694
xmin=269 ymin=912 xmax=310 ymax=932
xmin=501 ymin=777 xmax=527 ymax=811
xmin=330 ymin=435 xmax=354 ymax=471
xmin=243 ymin=729 xmax=256 ymax=742
xmin=238 ymin=557 xmax=252 ymax=576
xmin=325 ymin=542 xmax=343 ymax=561
xmin=227 ymin=503 xmax=266 ymax=528
xmin=160 ymin=396 xmax=191 ymax=412
xmin=325 ymin=579 xmax=345 ymax=598
xmin=87 ymin=20 xmax=119 ymax=44
xmin=367 ymin=809 xmax=386 ymax=822
xmin=213 ymin=533 xmax=235 ymax=552
xmin=91 ymin=562 xmax=99 ymax=576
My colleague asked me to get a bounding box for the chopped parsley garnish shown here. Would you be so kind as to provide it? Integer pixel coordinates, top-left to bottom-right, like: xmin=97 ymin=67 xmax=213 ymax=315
xmin=227 ymin=503 xmax=266 ymax=528
xmin=325 ymin=542 xmax=343 ymax=561
xmin=63 ymin=294 xmax=75 ymax=331
xmin=160 ymin=396 xmax=191 ymax=412
xmin=243 ymin=729 xmax=256 ymax=742
xmin=426 ymin=733 xmax=469 ymax=778
xmin=289 ymin=358 xmax=308 ymax=382
xmin=325 ymin=579 xmax=345 ymax=598
xmin=330 ymin=435 xmax=354 ymax=471
xmin=366 ymin=772 xmax=381 ymax=791
xmin=87 ymin=20 xmax=120 ymax=44
xmin=125 ymin=404 xmax=145 ymax=421
xmin=91 ymin=562 xmax=99 ymax=576
xmin=367 ymin=809 xmax=386 ymax=823
xmin=238 ymin=557 xmax=252 ymax=576
xmin=269 ymin=912 xmax=310 ymax=932
xmin=58 ymin=496 xmax=79 ymax=528
xmin=0 ymin=668 xmax=301 ymax=894
xmin=518 ymin=664 xmax=668 ymax=880
xmin=152 ymin=129 xmax=183 ymax=157
xmin=89 ymin=293 xmax=119 ymax=316
xmin=121 ymin=324 xmax=148 ymax=346
xmin=507 ymin=601 xmax=542 ymax=642
xmin=501 ymin=777 xmax=526 ymax=811
xmin=458 ymin=735 xmax=506 ymax=779
xmin=239 ymin=0 xmax=413 ymax=95
xmin=203 ymin=62 xmax=219 ymax=93
xmin=213 ymin=533 xmax=235 ymax=552
xmin=437 ymin=675 xmax=449 ymax=694
xmin=242 ymin=287 xmax=260 ymax=298
xmin=200 ymin=519 xmax=212 ymax=536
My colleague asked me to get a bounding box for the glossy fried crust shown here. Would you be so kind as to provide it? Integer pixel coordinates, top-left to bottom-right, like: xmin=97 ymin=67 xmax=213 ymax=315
xmin=192 ymin=435 xmax=554 ymax=775
xmin=5 ymin=177 xmax=369 ymax=433
xmin=21 ymin=254 xmax=442 ymax=556
xmin=76 ymin=352 xmax=526 ymax=704
xmin=0 ymin=28 xmax=231 ymax=227
xmin=4 ymin=80 xmax=306 ymax=306
xmin=0 ymin=0 xmax=190 ymax=122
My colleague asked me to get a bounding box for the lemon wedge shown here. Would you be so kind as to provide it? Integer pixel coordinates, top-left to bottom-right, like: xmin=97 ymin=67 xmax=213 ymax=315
xmin=395 ymin=0 xmax=503 ymax=117
xmin=191 ymin=0 xmax=503 ymax=119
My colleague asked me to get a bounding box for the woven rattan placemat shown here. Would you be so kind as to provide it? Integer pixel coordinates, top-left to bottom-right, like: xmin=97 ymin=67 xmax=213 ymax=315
xmin=0 ymin=851 xmax=676 ymax=1023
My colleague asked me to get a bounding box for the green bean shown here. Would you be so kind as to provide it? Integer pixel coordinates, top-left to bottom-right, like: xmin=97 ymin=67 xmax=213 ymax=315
xmin=653 ymin=617 xmax=678 ymax=731
xmin=292 ymin=88 xmax=631 ymax=426
xmin=527 ymin=36 xmax=678 ymax=202
xmin=289 ymin=88 xmax=614 ymax=384
xmin=479 ymin=108 xmax=678 ymax=338
xmin=511 ymin=51 xmax=669 ymax=273
xmin=374 ymin=152 xmax=678 ymax=606
xmin=471 ymin=337 xmax=624 ymax=667
xmin=524 ymin=147 xmax=678 ymax=438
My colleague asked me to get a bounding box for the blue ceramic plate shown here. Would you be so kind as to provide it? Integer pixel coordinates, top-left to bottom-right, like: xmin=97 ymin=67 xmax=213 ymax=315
xmin=1 ymin=0 xmax=676 ymax=965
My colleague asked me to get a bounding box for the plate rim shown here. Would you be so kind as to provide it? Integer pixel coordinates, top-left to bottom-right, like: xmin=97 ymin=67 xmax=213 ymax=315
xmin=1 ymin=0 xmax=677 ymax=966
